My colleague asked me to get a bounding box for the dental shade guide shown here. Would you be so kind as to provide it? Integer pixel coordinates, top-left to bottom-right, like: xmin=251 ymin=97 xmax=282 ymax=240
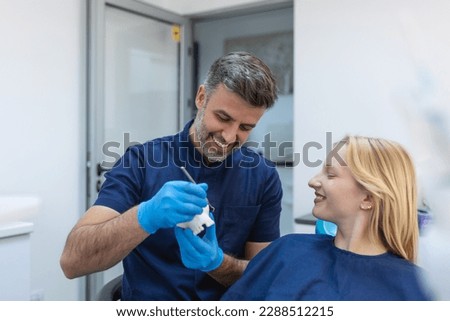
xmin=177 ymin=205 xmax=214 ymax=235
xmin=177 ymin=166 xmax=215 ymax=235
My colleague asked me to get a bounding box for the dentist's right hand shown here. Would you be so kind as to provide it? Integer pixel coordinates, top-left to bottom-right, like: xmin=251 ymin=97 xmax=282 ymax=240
xmin=137 ymin=181 xmax=208 ymax=234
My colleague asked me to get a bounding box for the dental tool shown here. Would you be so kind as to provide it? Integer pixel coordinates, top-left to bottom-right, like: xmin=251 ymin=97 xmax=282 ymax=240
xmin=177 ymin=166 xmax=215 ymax=235
xmin=179 ymin=166 xmax=215 ymax=212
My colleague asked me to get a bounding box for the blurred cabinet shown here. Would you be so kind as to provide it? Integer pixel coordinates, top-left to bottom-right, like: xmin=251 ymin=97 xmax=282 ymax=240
xmin=0 ymin=222 xmax=33 ymax=300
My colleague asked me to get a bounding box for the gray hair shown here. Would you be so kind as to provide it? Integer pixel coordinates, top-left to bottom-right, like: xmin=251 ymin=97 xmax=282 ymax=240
xmin=203 ymin=52 xmax=278 ymax=109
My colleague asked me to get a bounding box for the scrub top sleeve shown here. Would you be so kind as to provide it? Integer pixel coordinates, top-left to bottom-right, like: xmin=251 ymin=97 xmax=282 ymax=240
xmin=94 ymin=145 xmax=146 ymax=214
xmin=248 ymin=166 xmax=282 ymax=242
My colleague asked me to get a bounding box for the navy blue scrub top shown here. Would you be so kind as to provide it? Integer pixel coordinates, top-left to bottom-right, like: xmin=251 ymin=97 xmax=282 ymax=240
xmin=94 ymin=120 xmax=282 ymax=300
xmin=222 ymin=234 xmax=433 ymax=301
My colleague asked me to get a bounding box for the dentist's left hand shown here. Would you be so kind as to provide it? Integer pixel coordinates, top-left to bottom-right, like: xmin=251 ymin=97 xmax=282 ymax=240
xmin=175 ymin=214 xmax=224 ymax=272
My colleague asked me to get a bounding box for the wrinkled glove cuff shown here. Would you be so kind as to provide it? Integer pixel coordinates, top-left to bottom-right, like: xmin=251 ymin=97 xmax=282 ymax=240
xmin=137 ymin=202 xmax=157 ymax=234
xmin=201 ymin=248 xmax=224 ymax=272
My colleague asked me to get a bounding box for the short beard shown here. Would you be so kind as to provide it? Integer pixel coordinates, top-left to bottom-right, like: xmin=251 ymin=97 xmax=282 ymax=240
xmin=193 ymin=107 xmax=235 ymax=163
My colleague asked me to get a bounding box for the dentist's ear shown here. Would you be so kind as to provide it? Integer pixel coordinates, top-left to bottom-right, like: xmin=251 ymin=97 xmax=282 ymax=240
xmin=195 ymin=85 xmax=206 ymax=110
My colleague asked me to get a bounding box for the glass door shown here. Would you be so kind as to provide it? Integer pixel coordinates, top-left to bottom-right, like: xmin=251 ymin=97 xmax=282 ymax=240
xmin=103 ymin=6 xmax=179 ymax=165
xmin=87 ymin=0 xmax=192 ymax=300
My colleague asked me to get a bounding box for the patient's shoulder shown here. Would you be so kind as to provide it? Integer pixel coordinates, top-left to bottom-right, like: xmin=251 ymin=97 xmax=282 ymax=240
xmin=278 ymin=233 xmax=333 ymax=243
xmin=269 ymin=233 xmax=334 ymax=251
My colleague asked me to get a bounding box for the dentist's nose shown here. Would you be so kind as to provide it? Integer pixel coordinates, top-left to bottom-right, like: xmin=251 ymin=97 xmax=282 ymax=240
xmin=221 ymin=125 xmax=239 ymax=145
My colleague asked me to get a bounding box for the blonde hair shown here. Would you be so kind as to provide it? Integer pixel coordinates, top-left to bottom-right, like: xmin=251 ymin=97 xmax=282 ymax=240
xmin=342 ymin=136 xmax=418 ymax=262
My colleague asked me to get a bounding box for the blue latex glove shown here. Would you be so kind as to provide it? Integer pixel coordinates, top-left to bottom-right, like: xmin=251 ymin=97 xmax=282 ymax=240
xmin=137 ymin=181 xmax=208 ymax=234
xmin=174 ymin=214 xmax=224 ymax=272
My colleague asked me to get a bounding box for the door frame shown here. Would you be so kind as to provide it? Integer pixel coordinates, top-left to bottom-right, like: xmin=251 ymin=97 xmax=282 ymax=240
xmin=86 ymin=0 xmax=192 ymax=300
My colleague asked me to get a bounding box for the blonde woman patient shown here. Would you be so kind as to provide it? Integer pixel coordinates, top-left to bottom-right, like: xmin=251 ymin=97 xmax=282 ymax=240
xmin=222 ymin=135 xmax=432 ymax=300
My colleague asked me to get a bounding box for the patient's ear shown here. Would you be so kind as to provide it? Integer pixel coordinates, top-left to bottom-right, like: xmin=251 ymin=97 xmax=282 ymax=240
xmin=360 ymin=194 xmax=374 ymax=211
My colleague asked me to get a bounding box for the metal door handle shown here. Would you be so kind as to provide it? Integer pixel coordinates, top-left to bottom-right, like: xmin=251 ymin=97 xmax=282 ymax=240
xmin=96 ymin=163 xmax=109 ymax=176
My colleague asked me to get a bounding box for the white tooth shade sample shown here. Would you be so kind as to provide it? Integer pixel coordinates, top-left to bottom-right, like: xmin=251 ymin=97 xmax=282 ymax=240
xmin=177 ymin=205 xmax=214 ymax=235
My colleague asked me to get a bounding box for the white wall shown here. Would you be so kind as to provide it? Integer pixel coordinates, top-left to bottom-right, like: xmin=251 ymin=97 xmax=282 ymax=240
xmin=293 ymin=0 xmax=450 ymax=218
xmin=0 ymin=0 xmax=85 ymax=300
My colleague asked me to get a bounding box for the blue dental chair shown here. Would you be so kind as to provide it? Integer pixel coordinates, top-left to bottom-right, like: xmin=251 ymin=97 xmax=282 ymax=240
xmin=315 ymin=219 xmax=337 ymax=236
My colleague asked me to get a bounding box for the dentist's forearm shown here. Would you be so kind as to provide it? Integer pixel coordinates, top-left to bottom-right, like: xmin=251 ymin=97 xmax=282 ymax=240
xmin=207 ymin=254 xmax=248 ymax=287
xmin=60 ymin=206 xmax=148 ymax=278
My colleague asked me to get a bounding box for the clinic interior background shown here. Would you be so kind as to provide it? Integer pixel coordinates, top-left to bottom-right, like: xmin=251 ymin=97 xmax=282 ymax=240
xmin=1 ymin=0 xmax=449 ymax=300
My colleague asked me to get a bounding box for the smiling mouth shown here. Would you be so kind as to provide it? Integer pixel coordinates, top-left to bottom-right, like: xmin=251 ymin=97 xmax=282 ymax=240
xmin=314 ymin=192 xmax=326 ymax=203
xmin=212 ymin=136 xmax=229 ymax=149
